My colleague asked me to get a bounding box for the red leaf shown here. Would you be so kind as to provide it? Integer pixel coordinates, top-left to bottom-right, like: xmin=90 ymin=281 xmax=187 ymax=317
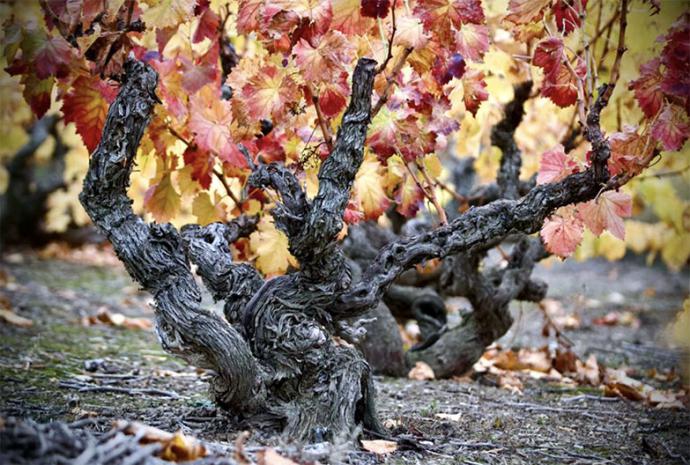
xmin=553 ymin=0 xmax=587 ymax=35
xmin=360 ymin=0 xmax=390 ymax=18
xmin=180 ymin=57 xmax=217 ymax=94
xmin=659 ymin=13 xmax=690 ymax=98
xmin=62 ymin=74 xmax=119 ymax=152
xmin=462 ymin=69 xmax=488 ymax=116
xmin=193 ymin=0 xmax=220 ymax=43
xmin=537 ymin=144 xmax=578 ymax=184
xmin=651 ymin=103 xmax=690 ymax=151
xmin=541 ymin=57 xmax=585 ymax=108
xmin=533 ymin=37 xmax=564 ymax=76
xmin=319 ymin=85 xmax=348 ymax=118
xmin=34 ymin=35 xmax=73 ymax=79
xmin=415 ymin=0 xmax=485 ymax=44
xmin=629 ymin=58 xmax=664 ymax=118
xmin=20 ymin=74 xmax=54 ymax=118
xmin=540 ymin=206 xmax=584 ymax=257
xmin=183 ymin=145 xmax=214 ymax=189
xmin=237 ymin=0 xmax=263 ymax=34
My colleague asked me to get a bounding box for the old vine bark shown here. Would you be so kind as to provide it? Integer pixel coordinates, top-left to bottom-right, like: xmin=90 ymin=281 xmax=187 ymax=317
xmin=82 ymin=55 xmax=622 ymax=440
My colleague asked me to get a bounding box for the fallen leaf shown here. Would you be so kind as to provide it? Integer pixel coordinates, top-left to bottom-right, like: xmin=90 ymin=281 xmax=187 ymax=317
xmin=0 ymin=308 xmax=33 ymax=327
xmin=435 ymin=412 xmax=462 ymax=422
xmin=234 ymin=431 xmax=251 ymax=465
xmin=553 ymin=349 xmax=578 ymax=374
xmin=575 ymin=354 xmax=601 ymax=385
xmin=160 ymin=432 xmax=207 ymax=462
xmin=383 ymin=418 xmax=401 ymax=428
xmin=257 ymin=448 xmax=299 ymax=465
xmin=115 ymin=420 xmax=207 ymax=461
xmin=517 ymin=348 xmax=552 ymax=373
xmin=361 ymin=439 xmax=398 ymax=455
xmin=497 ymin=371 xmax=524 ymax=394
xmin=408 ymin=361 xmax=435 ymax=380
xmin=82 ymin=307 xmax=152 ymax=331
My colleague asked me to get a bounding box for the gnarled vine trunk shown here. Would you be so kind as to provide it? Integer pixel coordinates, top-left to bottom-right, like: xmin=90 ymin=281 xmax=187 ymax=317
xmin=81 ymin=57 xmax=620 ymax=441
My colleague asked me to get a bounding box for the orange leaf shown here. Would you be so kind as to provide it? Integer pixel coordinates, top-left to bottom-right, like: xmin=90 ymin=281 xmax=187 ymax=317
xmin=62 ymin=74 xmax=119 ymax=152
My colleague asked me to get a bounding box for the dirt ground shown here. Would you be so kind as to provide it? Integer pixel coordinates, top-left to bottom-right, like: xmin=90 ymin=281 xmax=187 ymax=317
xmin=0 ymin=247 xmax=688 ymax=464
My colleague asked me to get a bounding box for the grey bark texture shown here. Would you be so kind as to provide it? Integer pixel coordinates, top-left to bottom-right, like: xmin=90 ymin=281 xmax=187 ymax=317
xmin=81 ymin=56 xmax=619 ymax=440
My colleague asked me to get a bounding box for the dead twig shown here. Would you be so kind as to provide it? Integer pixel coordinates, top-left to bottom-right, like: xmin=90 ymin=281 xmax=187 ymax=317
xmin=58 ymin=381 xmax=180 ymax=398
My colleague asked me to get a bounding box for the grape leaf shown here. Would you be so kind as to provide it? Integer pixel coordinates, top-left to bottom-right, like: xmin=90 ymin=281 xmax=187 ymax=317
xmin=193 ymin=0 xmax=220 ymax=43
xmin=553 ymin=0 xmax=587 ymax=35
xmin=360 ymin=0 xmax=390 ymax=18
xmin=189 ymin=85 xmax=245 ymax=167
xmin=580 ymin=191 xmax=632 ymax=240
xmin=394 ymin=13 xmax=429 ymax=49
xmin=629 ymin=58 xmax=664 ymax=118
xmin=144 ymin=173 xmax=181 ymax=223
xmin=62 ymin=74 xmax=119 ymax=152
xmin=504 ymin=0 xmax=551 ymax=25
xmin=608 ymin=127 xmax=652 ymax=177
xmin=192 ymin=192 xmax=224 ymax=225
xmin=241 ymin=64 xmax=301 ymax=122
xmin=20 ymin=74 xmax=54 ymax=118
xmin=293 ymin=31 xmax=353 ymax=83
xmin=331 ymin=0 xmax=374 ymax=35
xmin=651 ymin=103 xmax=689 ymax=151
xmin=141 ymin=0 xmax=196 ymax=30
xmin=415 ymin=0 xmax=485 ymax=44
xmin=462 ymin=69 xmax=488 ymax=116
xmin=237 ymin=0 xmax=264 ymax=34
xmin=540 ymin=206 xmax=584 ymax=257
xmin=354 ymin=154 xmax=390 ymax=220
xmin=537 ymin=144 xmax=579 ymax=184
xmin=455 ymin=23 xmax=489 ymax=62
xmin=249 ymin=215 xmax=298 ymax=276
xmin=183 ymin=145 xmax=215 ymax=189
xmin=34 ymin=35 xmax=74 ymax=79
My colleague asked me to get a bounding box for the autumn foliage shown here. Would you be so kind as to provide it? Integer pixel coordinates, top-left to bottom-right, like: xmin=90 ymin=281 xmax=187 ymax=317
xmin=1 ymin=0 xmax=689 ymax=272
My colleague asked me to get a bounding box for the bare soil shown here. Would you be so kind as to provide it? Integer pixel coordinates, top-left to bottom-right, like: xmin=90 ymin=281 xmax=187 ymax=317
xmin=1 ymin=248 xmax=688 ymax=464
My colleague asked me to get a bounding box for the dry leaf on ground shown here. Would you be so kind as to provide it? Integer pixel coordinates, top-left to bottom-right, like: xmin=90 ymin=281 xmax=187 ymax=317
xmin=82 ymin=307 xmax=152 ymax=330
xmin=0 ymin=308 xmax=33 ymax=327
xmin=361 ymin=439 xmax=398 ymax=455
xmin=408 ymin=361 xmax=435 ymax=380
xmin=114 ymin=420 xmax=206 ymax=462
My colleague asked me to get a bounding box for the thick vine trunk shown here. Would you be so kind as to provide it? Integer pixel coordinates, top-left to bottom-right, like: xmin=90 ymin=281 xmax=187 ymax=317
xmin=0 ymin=115 xmax=67 ymax=250
xmin=82 ymin=56 xmax=620 ymax=441
xmin=81 ymin=58 xmax=382 ymax=441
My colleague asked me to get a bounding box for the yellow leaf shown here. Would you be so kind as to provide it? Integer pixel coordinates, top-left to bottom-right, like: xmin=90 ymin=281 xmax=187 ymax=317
xmin=145 ymin=173 xmax=181 ymax=223
xmin=661 ymin=233 xmax=690 ymax=272
xmin=354 ymin=154 xmax=389 ymax=220
xmin=249 ymin=216 xmax=298 ymax=276
xmin=141 ymin=0 xmax=196 ymax=29
xmin=160 ymin=431 xmax=206 ymax=462
xmin=192 ymin=192 xmax=224 ymax=226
